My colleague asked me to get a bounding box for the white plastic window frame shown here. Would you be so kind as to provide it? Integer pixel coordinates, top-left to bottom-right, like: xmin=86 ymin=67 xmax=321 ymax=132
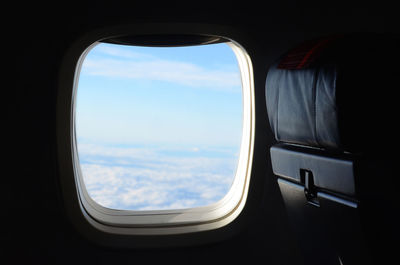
xmin=57 ymin=26 xmax=255 ymax=239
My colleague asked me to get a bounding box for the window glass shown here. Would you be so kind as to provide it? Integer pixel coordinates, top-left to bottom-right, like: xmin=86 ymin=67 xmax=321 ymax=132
xmin=76 ymin=42 xmax=243 ymax=211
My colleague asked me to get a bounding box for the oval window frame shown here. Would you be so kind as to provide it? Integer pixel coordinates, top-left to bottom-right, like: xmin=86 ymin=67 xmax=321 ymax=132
xmin=56 ymin=23 xmax=255 ymax=245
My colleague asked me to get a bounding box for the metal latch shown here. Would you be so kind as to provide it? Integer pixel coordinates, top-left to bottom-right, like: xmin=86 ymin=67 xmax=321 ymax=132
xmin=300 ymin=169 xmax=320 ymax=207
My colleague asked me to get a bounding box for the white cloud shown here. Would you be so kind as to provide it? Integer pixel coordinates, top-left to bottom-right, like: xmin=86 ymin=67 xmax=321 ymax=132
xmin=81 ymin=56 xmax=241 ymax=93
xmin=77 ymin=143 xmax=157 ymax=160
xmin=120 ymin=187 xmax=169 ymax=207
xmin=78 ymin=143 xmax=237 ymax=210
xmin=94 ymin=45 xmax=156 ymax=60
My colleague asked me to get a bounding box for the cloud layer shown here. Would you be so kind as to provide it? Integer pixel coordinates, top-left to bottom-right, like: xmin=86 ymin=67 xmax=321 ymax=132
xmin=81 ymin=43 xmax=242 ymax=92
xmin=78 ymin=143 xmax=238 ymax=210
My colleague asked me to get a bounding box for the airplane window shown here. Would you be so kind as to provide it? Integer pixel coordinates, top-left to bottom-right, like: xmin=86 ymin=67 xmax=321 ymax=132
xmin=75 ymin=42 xmax=243 ymax=211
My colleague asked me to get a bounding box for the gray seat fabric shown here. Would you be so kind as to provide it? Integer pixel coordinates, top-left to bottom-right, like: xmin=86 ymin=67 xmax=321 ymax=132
xmin=266 ymin=34 xmax=400 ymax=153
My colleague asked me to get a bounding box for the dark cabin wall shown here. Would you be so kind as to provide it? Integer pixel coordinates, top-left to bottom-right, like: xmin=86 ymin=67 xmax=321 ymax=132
xmin=6 ymin=1 xmax=399 ymax=264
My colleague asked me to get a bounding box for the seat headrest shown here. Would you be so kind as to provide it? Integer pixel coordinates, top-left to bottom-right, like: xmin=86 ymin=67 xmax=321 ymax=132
xmin=266 ymin=34 xmax=400 ymax=153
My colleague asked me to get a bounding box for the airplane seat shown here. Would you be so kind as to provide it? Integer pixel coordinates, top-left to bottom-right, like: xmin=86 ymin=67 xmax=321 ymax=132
xmin=265 ymin=34 xmax=399 ymax=265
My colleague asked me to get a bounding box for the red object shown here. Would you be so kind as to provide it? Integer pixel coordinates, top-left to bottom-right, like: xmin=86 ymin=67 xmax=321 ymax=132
xmin=278 ymin=36 xmax=341 ymax=69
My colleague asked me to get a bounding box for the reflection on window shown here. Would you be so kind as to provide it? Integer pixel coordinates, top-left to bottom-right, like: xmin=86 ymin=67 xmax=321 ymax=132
xmin=76 ymin=42 xmax=243 ymax=210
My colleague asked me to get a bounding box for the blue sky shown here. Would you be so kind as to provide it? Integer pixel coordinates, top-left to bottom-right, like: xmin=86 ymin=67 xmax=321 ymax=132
xmin=76 ymin=42 xmax=243 ymax=210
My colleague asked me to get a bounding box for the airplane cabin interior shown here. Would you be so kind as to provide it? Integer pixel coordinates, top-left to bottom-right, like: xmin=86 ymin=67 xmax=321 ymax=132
xmin=6 ymin=1 xmax=399 ymax=264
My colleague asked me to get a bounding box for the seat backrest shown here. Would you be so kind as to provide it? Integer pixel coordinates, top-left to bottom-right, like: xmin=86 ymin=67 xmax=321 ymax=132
xmin=266 ymin=34 xmax=400 ymax=265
